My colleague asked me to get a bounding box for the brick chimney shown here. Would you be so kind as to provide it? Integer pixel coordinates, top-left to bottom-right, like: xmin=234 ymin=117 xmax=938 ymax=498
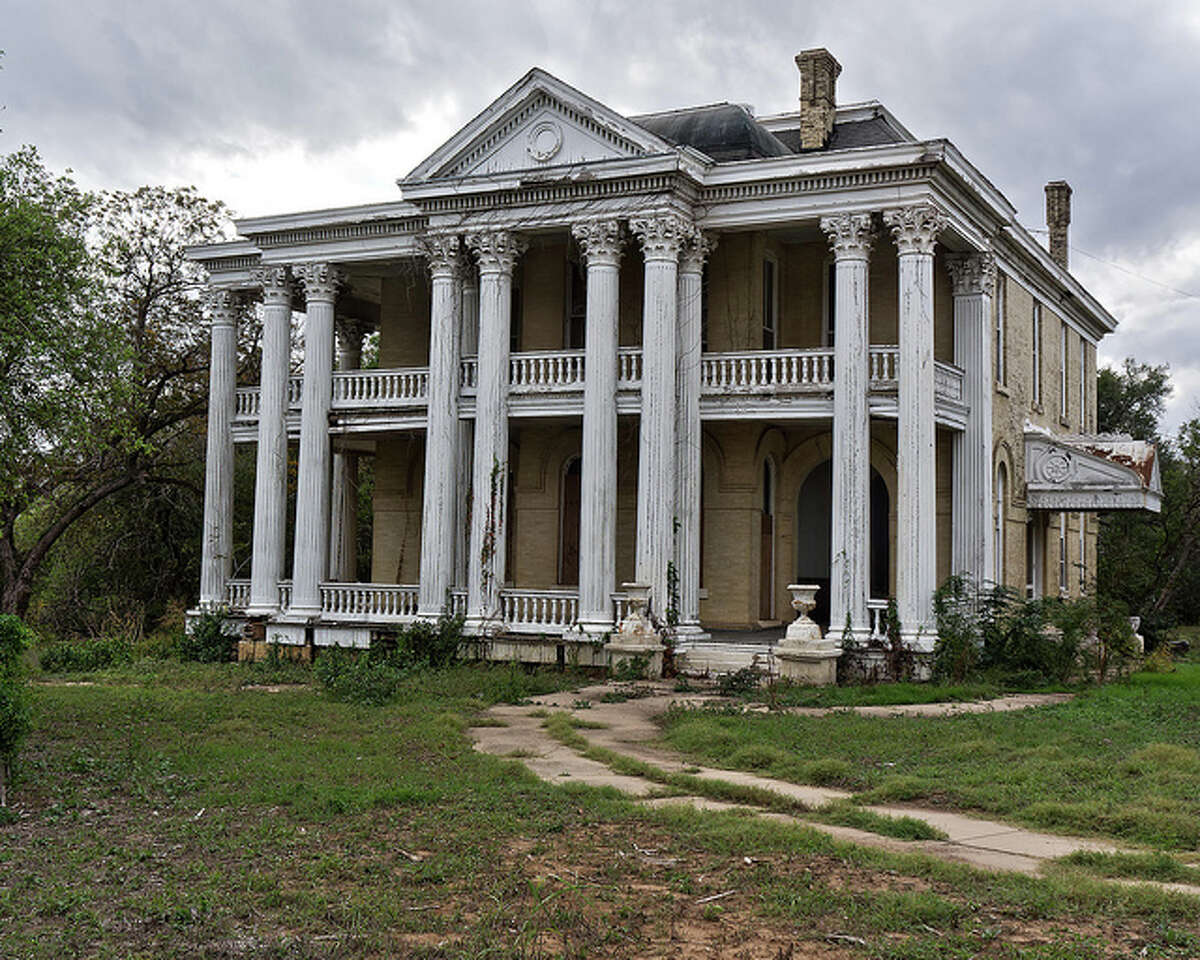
xmin=1045 ymin=180 xmax=1072 ymax=270
xmin=795 ymin=48 xmax=842 ymax=150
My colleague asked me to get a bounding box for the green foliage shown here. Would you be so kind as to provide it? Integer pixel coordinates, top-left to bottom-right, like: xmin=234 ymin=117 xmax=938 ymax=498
xmin=39 ymin=635 xmax=134 ymax=673
xmin=174 ymin=610 xmax=235 ymax=663
xmin=716 ymin=666 xmax=763 ymax=696
xmin=0 ymin=614 xmax=35 ymax=804
xmin=315 ymin=613 xmax=467 ymax=704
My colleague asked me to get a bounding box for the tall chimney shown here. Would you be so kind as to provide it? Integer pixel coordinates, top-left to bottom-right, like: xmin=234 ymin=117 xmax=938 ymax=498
xmin=1045 ymin=180 xmax=1072 ymax=270
xmin=795 ymin=48 xmax=842 ymax=150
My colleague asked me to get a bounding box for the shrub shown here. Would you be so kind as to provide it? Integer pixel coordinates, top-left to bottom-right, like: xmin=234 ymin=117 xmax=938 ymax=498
xmin=176 ymin=609 xmax=235 ymax=663
xmin=717 ymin=666 xmax=762 ymax=696
xmin=39 ymin=634 xmax=134 ymax=673
xmin=0 ymin=615 xmax=35 ymax=806
xmin=315 ymin=647 xmax=413 ymax=705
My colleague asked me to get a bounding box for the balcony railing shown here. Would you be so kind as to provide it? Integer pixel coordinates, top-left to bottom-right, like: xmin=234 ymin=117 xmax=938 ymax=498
xmin=617 ymin=347 xmax=643 ymax=386
xmin=934 ymin=361 xmax=965 ymax=403
xmin=332 ymin=368 xmax=428 ymax=407
xmin=702 ymin=348 xmax=834 ymax=392
xmin=235 ymin=377 xmax=302 ymax=420
xmin=867 ymin=598 xmax=888 ymax=639
xmin=510 ymin=350 xmax=585 ymax=392
xmin=868 ymin=346 xmax=898 ymax=384
xmin=226 ymin=579 xmax=251 ymax=609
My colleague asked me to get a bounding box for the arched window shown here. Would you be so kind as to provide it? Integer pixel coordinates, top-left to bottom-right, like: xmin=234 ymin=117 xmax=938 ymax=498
xmin=994 ymin=462 xmax=1008 ymax=587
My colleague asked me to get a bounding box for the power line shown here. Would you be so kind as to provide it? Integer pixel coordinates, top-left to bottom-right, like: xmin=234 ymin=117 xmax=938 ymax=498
xmin=1028 ymin=228 xmax=1200 ymax=300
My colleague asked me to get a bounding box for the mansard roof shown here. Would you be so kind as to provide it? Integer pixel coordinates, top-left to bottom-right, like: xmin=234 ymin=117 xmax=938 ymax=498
xmin=632 ymin=103 xmax=792 ymax=161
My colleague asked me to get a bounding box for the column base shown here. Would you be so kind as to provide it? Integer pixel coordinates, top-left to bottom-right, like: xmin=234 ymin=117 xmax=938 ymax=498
xmin=243 ymin=604 xmax=279 ymax=619
xmin=463 ymin=613 xmax=503 ymax=638
xmin=567 ymin=617 xmax=616 ymax=642
xmin=899 ymin=629 xmax=937 ymax=655
xmin=671 ymin=621 xmax=711 ymax=642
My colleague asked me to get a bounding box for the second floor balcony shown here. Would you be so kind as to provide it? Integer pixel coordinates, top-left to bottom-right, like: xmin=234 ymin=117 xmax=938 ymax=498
xmin=231 ymin=345 xmax=967 ymax=439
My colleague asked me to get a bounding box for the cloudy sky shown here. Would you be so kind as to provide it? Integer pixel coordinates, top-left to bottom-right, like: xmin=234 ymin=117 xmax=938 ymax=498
xmin=4 ymin=0 xmax=1199 ymax=431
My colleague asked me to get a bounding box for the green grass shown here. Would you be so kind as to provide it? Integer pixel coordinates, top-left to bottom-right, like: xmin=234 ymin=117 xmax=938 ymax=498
xmin=661 ymin=665 xmax=1200 ymax=850
xmin=3 ymin=660 xmax=1199 ymax=958
xmin=809 ymin=800 xmax=949 ymax=842
xmin=1055 ymin=850 xmax=1200 ymax=887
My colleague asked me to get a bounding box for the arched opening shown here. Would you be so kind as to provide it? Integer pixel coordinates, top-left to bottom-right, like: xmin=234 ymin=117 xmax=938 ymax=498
xmin=994 ymin=461 xmax=1008 ymax=587
xmin=558 ymin=456 xmax=581 ymax=585
xmin=795 ymin=459 xmax=890 ymax=632
xmin=759 ymin=459 xmax=776 ymax=620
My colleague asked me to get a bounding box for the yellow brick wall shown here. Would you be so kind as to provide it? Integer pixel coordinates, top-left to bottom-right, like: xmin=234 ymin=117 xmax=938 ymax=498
xmin=515 ymin=239 xmax=568 ymax=351
xmin=370 ymin=433 xmax=424 ymax=584
xmin=377 ymin=271 xmax=430 ymax=367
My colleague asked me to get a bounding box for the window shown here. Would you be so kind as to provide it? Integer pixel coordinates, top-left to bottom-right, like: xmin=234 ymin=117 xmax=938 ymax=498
xmin=995 ymin=273 xmax=1007 ymax=385
xmin=564 ymin=259 xmax=586 ymax=349
xmin=994 ymin=462 xmax=1008 ymax=586
xmin=509 ymin=275 xmax=523 ymax=354
xmin=1077 ymin=512 xmax=1087 ymax=591
xmin=1060 ymin=321 xmax=1068 ymax=421
xmin=1079 ymin=340 xmax=1088 ymax=430
xmin=700 ymin=265 xmax=709 ymax=352
xmin=762 ymin=257 xmax=778 ymax=350
xmin=1058 ymin=511 xmax=1068 ymax=597
xmin=1031 ymin=301 xmax=1042 ymax=407
xmin=1026 ymin=516 xmax=1043 ymax=599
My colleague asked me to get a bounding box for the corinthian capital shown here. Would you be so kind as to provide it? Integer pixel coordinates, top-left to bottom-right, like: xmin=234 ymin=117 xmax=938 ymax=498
xmin=883 ymin=203 xmax=947 ymax=257
xmin=820 ymin=213 xmax=874 ymax=260
xmin=630 ymin=214 xmax=692 ymax=262
xmin=420 ymin=233 xmax=463 ymax=279
xmin=679 ymin=228 xmax=717 ymax=275
xmin=295 ymin=262 xmax=346 ymax=303
xmin=249 ymin=265 xmax=293 ymax=307
xmin=205 ymin=288 xmax=239 ymax=327
xmin=571 ymin=219 xmax=624 ymax=266
xmin=465 ymin=230 xmax=527 ymax=276
xmin=945 ymin=251 xmax=997 ymax=297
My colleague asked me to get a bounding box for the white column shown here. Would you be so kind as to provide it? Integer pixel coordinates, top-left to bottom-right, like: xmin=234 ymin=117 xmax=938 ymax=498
xmin=631 ymin=215 xmax=688 ymax=621
xmin=199 ymin=290 xmax=238 ymax=609
xmin=455 ymin=267 xmax=479 ymax=591
xmin=328 ymin=319 xmax=364 ymax=583
xmin=289 ymin=263 xmax=344 ymax=618
xmin=820 ymin=213 xmax=874 ymax=642
xmin=247 ymin=267 xmax=292 ymax=614
xmin=572 ymin=220 xmax=623 ymax=635
xmin=464 ymin=231 xmax=525 ymax=630
xmin=675 ymin=228 xmax=714 ymax=638
xmin=884 ymin=204 xmax=947 ymax=649
xmin=946 ymin=252 xmax=996 ymax=585
xmin=418 ymin=235 xmax=463 ymax=616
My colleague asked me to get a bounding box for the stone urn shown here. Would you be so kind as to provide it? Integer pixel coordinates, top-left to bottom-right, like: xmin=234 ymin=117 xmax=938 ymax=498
xmin=606 ymin=581 xmax=666 ymax=678
xmin=776 ymin=583 xmax=840 ymax=686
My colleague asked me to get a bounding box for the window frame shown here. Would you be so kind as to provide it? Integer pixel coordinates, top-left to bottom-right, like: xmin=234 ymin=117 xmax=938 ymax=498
xmin=1031 ymin=300 xmax=1043 ymax=408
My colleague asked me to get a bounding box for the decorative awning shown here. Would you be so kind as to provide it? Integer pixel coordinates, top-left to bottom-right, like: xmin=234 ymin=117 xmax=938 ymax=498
xmin=1025 ymin=429 xmax=1162 ymax=512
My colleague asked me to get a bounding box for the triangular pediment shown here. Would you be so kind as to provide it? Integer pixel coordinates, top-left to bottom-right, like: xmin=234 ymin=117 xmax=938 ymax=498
xmin=1025 ymin=432 xmax=1162 ymax=512
xmin=404 ymin=69 xmax=678 ymax=183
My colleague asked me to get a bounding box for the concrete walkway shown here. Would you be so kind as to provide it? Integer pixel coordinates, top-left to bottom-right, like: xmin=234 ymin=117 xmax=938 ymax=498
xmin=470 ymin=682 xmax=1200 ymax=893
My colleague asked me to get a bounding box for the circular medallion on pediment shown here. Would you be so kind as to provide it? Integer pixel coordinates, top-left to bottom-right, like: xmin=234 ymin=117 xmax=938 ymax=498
xmin=527 ymin=119 xmax=563 ymax=163
xmin=1041 ymin=451 xmax=1072 ymax=484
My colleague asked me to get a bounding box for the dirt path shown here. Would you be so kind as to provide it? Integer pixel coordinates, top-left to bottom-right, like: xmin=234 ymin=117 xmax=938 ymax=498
xmin=470 ymin=683 xmax=1200 ymax=895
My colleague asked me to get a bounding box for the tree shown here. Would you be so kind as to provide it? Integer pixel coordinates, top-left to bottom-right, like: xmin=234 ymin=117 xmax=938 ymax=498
xmin=0 ymin=147 xmax=254 ymax=619
xmin=1097 ymin=358 xmax=1170 ymax=442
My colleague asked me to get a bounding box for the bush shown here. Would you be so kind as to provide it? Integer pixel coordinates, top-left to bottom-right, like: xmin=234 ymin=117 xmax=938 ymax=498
xmin=175 ymin=609 xmax=235 ymax=663
xmin=39 ymin=634 xmax=135 ymax=673
xmin=0 ymin=615 xmax=35 ymax=806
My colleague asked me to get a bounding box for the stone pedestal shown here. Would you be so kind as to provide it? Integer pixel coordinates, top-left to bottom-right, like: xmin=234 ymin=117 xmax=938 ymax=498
xmin=605 ymin=582 xmax=666 ymax=678
xmin=776 ymin=584 xmax=840 ymax=686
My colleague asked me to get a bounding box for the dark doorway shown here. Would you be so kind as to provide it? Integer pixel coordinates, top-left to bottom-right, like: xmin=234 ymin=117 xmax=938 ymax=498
xmin=558 ymin=457 xmax=581 ymax=585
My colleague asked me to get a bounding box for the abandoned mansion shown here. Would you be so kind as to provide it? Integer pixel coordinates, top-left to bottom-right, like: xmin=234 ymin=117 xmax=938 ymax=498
xmin=188 ymin=49 xmax=1160 ymax=676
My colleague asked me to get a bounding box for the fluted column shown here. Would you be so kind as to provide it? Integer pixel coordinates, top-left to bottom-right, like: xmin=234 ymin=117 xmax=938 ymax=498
xmin=418 ymin=235 xmax=463 ymax=616
xmin=884 ymin=204 xmax=946 ymax=649
xmin=465 ymin=231 xmax=525 ymax=630
xmin=199 ymin=290 xmax=239 ymax=609
xmin=631 ymin=214 xmax=688 ymax=620
xmin=947 ymin=252 xmax=996 ymax=585
xmin=820 ymin=213 xmax=874 ymax=642
xmin=675 ymin=228 xmax=715 ymax=638
xmin=328 ymin=319 xmax=365 ymax=583
xmin=247 ymin=267 xmax=293 ymax=614
xmin=289 ymin=263 xmax=344 ymax=618
xmin=572 ymin=220 xmax=623 ymax=635
xmin=455 ymin=266 xmax=479 ymax=590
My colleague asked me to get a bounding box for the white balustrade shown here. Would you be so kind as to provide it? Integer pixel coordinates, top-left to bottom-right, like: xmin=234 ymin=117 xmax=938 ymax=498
xmin=233 ymin=377 xmax=303 ymax=422
xmin=617 ymin=347 xmax=643 ymax=386
xmin=867 ymin=598 xmax=889 ymax=639
xmin=702 ymin=349 xmax=834 ymax=392
xmin=332 ymin=368 xmax=429 ymax=407
xmin=449 ymin=589 xmax=468 ymax=617
xmin=500 ymin=589 xmax=579 ymax=634
xmin=934 ymin=361 xmax=966 ymax=403
xmin=868 ymin=346 xmax=898 ymax=386
xmin=225 ymin=579 xmax=251 ymax=609
xmin=509 ymin=350 xmax=586 ymax=391
xmin=278 ymin=580 xmax=293 ymax=610
xmin=611 ymin=592 xmax=630 ymax=629
xmin=460 ymin=357 xmax=479 ymax=392
xmin=320 ymin=582 xmax=420 ymax=621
